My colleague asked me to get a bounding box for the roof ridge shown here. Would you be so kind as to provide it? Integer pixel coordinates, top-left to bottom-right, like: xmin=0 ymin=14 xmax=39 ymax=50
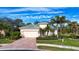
xmin=20 ymin=24 xmax=39 ymax=29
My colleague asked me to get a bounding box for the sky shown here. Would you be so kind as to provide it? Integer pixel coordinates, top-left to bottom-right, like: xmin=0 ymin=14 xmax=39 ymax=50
xmin=0 ymin=7 xmax=79 ymax=23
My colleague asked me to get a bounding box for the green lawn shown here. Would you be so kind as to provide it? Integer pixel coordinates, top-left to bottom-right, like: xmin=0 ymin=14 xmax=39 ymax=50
xmin=0 ymin=38 xmax=14 ymax=44
xmin=38 ymin=46 xmax=75 ymax=51
xmin=37 ymin=39 xmax=79 ymax=47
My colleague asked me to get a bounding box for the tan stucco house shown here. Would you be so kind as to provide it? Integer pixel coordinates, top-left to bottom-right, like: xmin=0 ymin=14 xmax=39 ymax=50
xmin=19 ymin=22 xmax=53 ymax=38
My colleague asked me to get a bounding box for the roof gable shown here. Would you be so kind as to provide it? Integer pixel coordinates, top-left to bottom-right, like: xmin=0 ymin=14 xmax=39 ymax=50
xmin=20 ymin=24 xmax=39 ymax=29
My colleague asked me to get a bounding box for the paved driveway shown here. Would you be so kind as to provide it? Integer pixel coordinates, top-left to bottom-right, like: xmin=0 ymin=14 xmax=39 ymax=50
xmin=0 ymin=37 xmax=37 ymax=50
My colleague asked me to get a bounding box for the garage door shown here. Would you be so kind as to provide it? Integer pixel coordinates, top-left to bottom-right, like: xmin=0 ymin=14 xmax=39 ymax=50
xmin=23 ymin=32 xmax=40 ymax=37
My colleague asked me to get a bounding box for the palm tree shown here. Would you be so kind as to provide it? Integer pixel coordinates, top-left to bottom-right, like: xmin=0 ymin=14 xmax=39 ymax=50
xmin=50 ymin=16 xmax=60 ymax=38
xmin=45 ymin=24 xmax=50 ymax=36
xmin=50 ymin=16 xmax=68 ymax=38
xmin=39 ymin=28 xmax=46 ymax=37
xmin=69 ymin=21 xmax=78 ymax=34
xmin=59 ymin=16 xmax=70 ymax=34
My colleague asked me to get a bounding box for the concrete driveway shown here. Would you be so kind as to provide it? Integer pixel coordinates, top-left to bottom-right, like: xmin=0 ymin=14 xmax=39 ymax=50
xmin=0 ymin=37 xmax=37 ymax=50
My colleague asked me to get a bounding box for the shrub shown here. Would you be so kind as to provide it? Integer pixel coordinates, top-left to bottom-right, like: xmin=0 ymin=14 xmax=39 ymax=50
xmin=37 ymin=35 xmax=58 ymax=40
xmin=76 ymin=35 xmax=79 ymax=39
xmin=69 ymin=33 xmax=76 ymax=39
xmin=59 ymin=34 xmax=70 ymax=39
xmin=0 ymin=33 xmax=5 ymax=39
xmin=0 ymin=38 xmax=14 ymax=44
xmin=10 ymin=31 xmax=21 ymax=40
xmin=5 ymin=32 xmax=10 ymax=37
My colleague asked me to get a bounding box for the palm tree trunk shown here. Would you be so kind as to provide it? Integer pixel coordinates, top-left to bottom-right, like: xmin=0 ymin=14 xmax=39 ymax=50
xmin=47 ymin=31 xmax=49 ymax=36
xmin=56 ymin=24 xmax=59 ymax=39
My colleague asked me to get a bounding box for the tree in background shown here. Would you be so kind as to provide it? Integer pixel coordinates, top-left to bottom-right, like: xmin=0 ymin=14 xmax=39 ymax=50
xmin=0 ymin=17 xmax=25 ymax=39
xmin=34 ymin=21 xmax=40 ymax=24
xmin=26 ymin=23 xmax=32 ymax=25
xmin=15 ymin=19 xmax=25 ymax=27
xmin=68 ymin=21 xmax=78 ymax=34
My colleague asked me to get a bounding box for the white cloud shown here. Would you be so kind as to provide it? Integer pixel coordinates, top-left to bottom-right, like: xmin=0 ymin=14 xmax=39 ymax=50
xmin=46 ymin=11 xmax=63 ymax=14
xmin=0 ymin=7 xmax=51 ymax=13
xmin=28 ymin=10 xmax=64 ymax=15
xmin=0 ymin=7 xmax=64 ymax=15
xmin=20 ymin=15 xmax=52 ymax=19
xmin=1 ymin=14 xmax=52 ymax=19
xmin=70 ymin=18 xmax=79 ymax=23
xmin=50 ymin=7 xmax=68 ymax=10
xmin=72 ymin=15 xmax=79 ymax=18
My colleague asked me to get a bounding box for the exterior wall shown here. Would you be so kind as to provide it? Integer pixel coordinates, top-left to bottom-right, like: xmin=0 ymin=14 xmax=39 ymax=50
xmin=54 ymin=30 xmax=58 ymax=35
xmin=20 ymin=29 xmax=40 ymax=38
xmin=39 ymin=24 xmax=47 ymax=29
xmin=20 ymin=29 xmax=39 ymax=32
xmin=45 ymin=31 xmax=53 ymax=36
xmin=48 ymin=31 xmax=53 ymax=36
xmin=23 ymin=32 xmax=40 ymax=37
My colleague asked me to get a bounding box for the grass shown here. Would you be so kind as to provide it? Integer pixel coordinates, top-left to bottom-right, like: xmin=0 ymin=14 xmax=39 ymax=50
xmin=37 ymin=39 xmax=79 ymax=47
xmin=38 ymin=46 xmax=75 ymax=51
xmin=0 ymin=38 xmax=14 ymax=44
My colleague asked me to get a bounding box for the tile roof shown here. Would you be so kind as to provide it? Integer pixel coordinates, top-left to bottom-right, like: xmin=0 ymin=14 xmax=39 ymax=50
xmin=20 ymin=22 xmax=48 ymax=29
xmin=20 ymin=24 xmax=39 ymax=29
xmin=38 ymin=22 xmax=48 ymax=25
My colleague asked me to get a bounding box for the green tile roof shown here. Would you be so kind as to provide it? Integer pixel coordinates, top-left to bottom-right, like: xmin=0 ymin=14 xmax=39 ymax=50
xmin=20 ymin=24 xmax=39 ymax=29
xmin=38 ymin=22 xmax=48 ymax=25
xmin=20 ymin=22 xmax=48 ymax=29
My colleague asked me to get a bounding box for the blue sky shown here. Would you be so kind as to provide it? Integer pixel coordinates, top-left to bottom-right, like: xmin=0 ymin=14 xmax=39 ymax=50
xmin=0 ymin=7 xmax=79 ymax=23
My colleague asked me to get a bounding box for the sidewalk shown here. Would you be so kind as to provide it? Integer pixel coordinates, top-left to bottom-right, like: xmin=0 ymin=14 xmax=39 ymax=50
xmin=37 ymin=43 xmax=79 ymax=50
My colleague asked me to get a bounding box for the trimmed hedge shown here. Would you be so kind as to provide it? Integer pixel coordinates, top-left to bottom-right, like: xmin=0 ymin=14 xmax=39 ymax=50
xmin=59 ymin=33 xmax=79 ymax=39
xmin=37 ymin=33 xmax=79 ymax=40
xmin=37 ymin=35 xmax=58 ymax=40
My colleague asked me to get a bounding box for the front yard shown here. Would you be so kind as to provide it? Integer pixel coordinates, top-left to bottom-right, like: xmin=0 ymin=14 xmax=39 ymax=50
xmin=0 ymin=37 xmax=79 ymax=51
xmin=38 ymin=46 xmax=75 ymax=51
xmin=37 ymin=39 xmax=79 ymax=51
xmin=0 ymin=38 xmax=14 ymax=44
xmin=37 ymin=39 xmax=79 ymax=47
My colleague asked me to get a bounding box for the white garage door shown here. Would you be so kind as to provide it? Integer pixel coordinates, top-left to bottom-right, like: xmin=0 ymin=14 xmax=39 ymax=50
xmin=23 ymin=32 xmax=40 ymax=38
